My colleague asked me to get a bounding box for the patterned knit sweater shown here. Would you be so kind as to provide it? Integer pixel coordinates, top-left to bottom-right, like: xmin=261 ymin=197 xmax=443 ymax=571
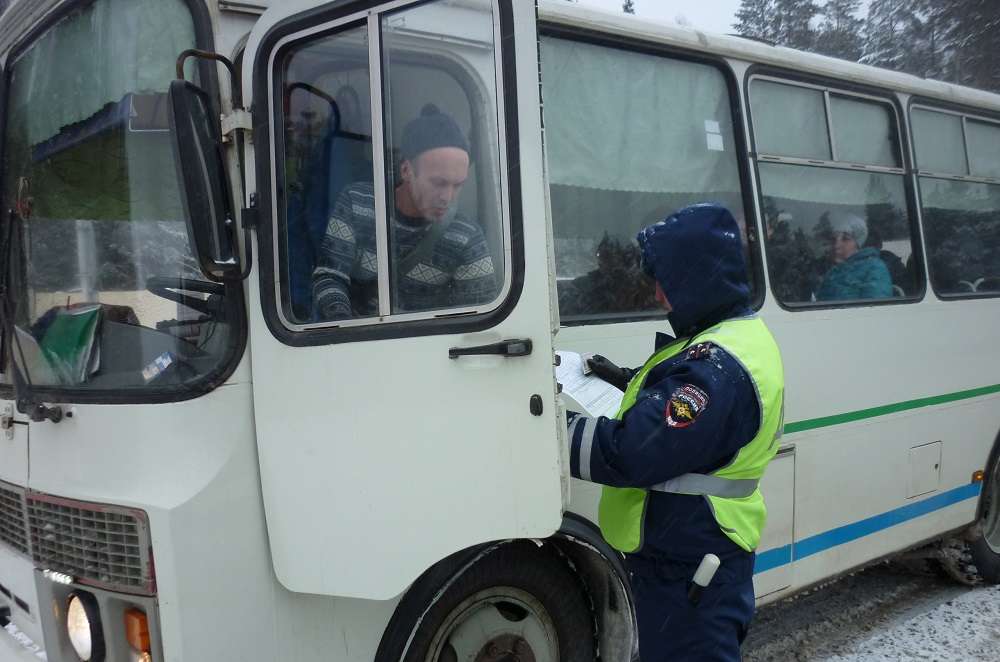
xmin=312 ymin=183 xmax=498 ymax=319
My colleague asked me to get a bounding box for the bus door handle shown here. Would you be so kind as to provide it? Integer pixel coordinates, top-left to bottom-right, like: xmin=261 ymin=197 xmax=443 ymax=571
xmin=449 ymin=338 xmax=533 ymax=359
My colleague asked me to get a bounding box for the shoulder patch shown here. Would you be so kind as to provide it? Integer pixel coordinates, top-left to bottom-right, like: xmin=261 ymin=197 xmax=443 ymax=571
xmin=666 ymin=383 xmax=710 ymax=428
xmin=686 ymin=342 xmax=716 ymax=360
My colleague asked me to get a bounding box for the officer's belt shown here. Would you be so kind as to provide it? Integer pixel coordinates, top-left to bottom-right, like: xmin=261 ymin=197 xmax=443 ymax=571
xmin=650 ymin=474 xmax=759 ymax=498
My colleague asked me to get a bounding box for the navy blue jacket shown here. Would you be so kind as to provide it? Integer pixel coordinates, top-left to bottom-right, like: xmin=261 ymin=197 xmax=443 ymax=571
xmin=568 ymin=204 xmax=761 ymax=575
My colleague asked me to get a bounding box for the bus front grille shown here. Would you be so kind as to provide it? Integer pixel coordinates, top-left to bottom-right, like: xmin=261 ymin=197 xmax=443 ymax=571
xmin=0 ymin=482 xmax=29 ymax=556
xmin=0 ymin=483 xmax=154 ymax=595
xmin=26 ymin=494 xmax=154 ymax=596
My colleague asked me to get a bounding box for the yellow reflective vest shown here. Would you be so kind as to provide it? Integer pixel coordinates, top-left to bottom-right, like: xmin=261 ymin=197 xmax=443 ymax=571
xmin=598 ymin=316 xmax=784 ymax=554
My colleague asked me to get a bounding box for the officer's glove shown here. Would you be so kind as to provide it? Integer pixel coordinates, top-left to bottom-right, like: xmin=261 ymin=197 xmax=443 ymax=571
xmin=586 ymin=354 xmax=633 ymax=392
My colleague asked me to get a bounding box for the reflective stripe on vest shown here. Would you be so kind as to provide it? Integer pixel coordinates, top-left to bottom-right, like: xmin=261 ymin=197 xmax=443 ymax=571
xmin=651 ymin=474 xmax=759 ymax=498
xmin=598 ymin=316 xmax=785 ymax=554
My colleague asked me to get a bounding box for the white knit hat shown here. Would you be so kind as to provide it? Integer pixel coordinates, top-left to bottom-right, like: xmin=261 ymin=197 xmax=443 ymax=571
xmin=828 ymin=211 xmax=868 ymax=247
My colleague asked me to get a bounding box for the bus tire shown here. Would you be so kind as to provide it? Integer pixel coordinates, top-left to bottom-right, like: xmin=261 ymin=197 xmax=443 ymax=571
xmin=377 ymin=541 xmax=596 ymax=662
xmin=967 ymin=448 xmax=1000 ymax=584
xmin=939 ymin=447 xmax=1000 ymax=585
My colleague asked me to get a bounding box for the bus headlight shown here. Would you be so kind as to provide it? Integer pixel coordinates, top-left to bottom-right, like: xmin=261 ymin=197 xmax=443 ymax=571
xmin=66 ymin=592 xmax=104 ymax=661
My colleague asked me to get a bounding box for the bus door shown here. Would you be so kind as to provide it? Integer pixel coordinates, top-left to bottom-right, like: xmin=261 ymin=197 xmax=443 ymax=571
xmin=239 ymin=0 xmax=562 ymax=600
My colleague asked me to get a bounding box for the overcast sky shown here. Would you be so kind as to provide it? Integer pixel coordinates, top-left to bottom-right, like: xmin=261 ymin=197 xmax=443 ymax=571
xmin=572 ymin=0 xmax=745 ymax=34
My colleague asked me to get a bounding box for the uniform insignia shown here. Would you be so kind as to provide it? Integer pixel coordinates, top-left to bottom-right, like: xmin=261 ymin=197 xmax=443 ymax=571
xmin=666 ymin=384 xmax=709 ymax=428
xmin=686 ymin=342 xmax=715 ymax=360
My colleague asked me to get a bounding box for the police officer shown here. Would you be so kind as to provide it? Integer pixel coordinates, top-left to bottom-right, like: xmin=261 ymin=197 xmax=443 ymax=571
xmin=567 ymin=203 xmax=784 ymax=661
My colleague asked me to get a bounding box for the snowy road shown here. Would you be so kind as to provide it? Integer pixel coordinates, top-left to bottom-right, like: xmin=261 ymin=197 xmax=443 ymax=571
xmin=743 ymin=563 xmax=1000 ymax=661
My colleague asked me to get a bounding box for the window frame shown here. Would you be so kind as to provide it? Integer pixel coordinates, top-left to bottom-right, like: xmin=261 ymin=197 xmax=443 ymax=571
xmin=909 ymin=97 xmax=1000 ymax=302
xmin=538 ymin=22 xmax=766 ymax=324
xmin=0 ymin=0 xmax=249 ymax=406
xmin=909 ymin=105 xmax=973 ymax=179
xmin=749 ymin=74 xmax=906 ymax=174
xmin=745 ymin=66 xmax=926 ymax=312
xmin=255 ymin=0 xmax=522 ymax=346
xmin=910 ymin=103 xmax=1000 ymax=185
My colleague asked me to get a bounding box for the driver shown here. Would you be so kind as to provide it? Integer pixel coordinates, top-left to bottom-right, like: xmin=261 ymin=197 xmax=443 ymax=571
xmin=312 ymin=104 xmax=498 ymax=320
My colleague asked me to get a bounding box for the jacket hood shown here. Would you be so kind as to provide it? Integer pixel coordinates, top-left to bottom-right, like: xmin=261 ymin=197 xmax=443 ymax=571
xmin=637 ymin=203 xmax=751 ymax=336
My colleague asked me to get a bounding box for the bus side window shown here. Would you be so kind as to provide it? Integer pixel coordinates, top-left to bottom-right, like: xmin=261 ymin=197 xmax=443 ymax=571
xmin=279 ymin=26 xmax=375 ymax=324
xmin=751 ymin=80 xmax=920 ymax=306
xmin=540 ymin=37 xmax=754 ymax=324
xmin=277 ymin=1 xmax=505 ymax=326
xmin=914 ymin=109 xmax=1000 ymax=297
xmin=379 ymin=0 xmax=505 ymax=317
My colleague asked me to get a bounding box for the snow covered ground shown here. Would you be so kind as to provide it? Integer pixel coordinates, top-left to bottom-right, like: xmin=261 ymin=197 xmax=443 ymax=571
xmin=824 ymin=584 xmax=1000 ymax=661
xmin=744 ymin=563 xmax=1000 ymax=661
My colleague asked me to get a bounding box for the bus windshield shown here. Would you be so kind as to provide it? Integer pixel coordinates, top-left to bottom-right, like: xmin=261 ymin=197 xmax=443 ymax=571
xmin=0 ymin=0 xmax=241 ymax=398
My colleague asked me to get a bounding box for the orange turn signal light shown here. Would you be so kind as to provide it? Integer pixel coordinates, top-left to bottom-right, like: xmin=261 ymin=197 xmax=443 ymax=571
xmin=973 ymin=470 xmax=985 ymax=483
xmin=124 ymin=608 xmax=150 ymax=652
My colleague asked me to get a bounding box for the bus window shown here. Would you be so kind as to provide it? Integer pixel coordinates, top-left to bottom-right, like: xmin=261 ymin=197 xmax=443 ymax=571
xmin=751 ymin=79 xmax=919 ymax=306
xmin=913 ymin=108 xmax=1000 ymax=297
xmin=829 ymin=95 xmax=900 ymax=167
xmin=540 ymin=37 xmax=753 ymax=323
xmin=920 ymin=180 xmax=1000 ymax=295
xmin=751 ymin=80 xmax=831 ymax=161
xmin=966 ymin=120 xmax=1000 ymax=180
xmin=0 ymin=0 xmax=241 ymax=396
xmin=279 ymin=1 xmax=504 ymax=325
xmin=759 ymin=167 xmax=912 ymax=303
xmin=380 ymin=1 xmax=503 ymax=317
xmin=278 ymin=25 xmax=375 ymax=324
xmin=911 ymin=109 xmax=968 ymax=175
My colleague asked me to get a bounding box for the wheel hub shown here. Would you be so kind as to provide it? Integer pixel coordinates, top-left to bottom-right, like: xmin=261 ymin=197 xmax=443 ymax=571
xmin=425 ymin=587 xmax=558 ymax=662
xmin=474 ymin=634 xmax=536 ymax=662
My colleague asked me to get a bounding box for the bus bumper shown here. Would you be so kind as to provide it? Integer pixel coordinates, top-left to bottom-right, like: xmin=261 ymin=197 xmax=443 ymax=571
xmin=0 ymin=623 xmax=44 ymax=661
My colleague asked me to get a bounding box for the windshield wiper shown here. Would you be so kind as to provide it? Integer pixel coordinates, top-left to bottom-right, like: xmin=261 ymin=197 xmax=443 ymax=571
xmin=0 ymin=200 xmax=63 ymax=423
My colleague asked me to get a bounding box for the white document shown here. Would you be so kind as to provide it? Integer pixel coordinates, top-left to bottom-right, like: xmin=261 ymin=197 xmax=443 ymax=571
xmin=555 ymin=351 xmax=624 ymax=418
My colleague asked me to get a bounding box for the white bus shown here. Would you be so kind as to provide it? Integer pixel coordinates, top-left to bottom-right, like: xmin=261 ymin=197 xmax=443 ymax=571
xmin=0 ymin=0 xmax=998 ymax=660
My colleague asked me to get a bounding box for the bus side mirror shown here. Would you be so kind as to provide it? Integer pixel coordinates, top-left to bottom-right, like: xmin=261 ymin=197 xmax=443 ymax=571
xmin=167 ymin=79 xmax=240 ymax=282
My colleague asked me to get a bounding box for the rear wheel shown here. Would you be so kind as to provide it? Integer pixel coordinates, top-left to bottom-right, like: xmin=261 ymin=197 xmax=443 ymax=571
xmin=381 ymin=542 xmax=596 ymax=662
xmin=938 ymin=455 xmax=1000 ymax=585
xmin=967 ymin=455 xmax=1000 ymax=583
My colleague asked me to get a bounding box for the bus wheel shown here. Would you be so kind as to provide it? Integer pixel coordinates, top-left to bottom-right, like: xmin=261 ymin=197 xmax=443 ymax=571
xmin=399 ymin=542 xmax=595 ymax=662
xmin=939 ymin=461 xmax=1000 ymax=585
xmin=968 ymin=457 xmax=1000 ymax=584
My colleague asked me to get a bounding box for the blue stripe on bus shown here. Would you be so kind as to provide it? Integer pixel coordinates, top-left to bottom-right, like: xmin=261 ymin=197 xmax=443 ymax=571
xmin=754 ymin=482 xmax=982 ymax=575
xmin=755 ymin=544 xmax=792 ymax=573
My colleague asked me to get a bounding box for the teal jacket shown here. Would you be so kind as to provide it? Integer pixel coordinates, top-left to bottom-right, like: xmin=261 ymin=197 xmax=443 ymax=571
xmin=816 ymin=247 xmax=893 ymax=301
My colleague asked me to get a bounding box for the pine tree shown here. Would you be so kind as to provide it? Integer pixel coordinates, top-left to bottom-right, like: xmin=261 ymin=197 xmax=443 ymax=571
xmin=897 ymin=1 xmax=949 ymax=83
xmin=935 ymin=0 xmax=1000 ymax=93
xmin=773 ymin=0 xmax=821 ymax=51
xmin=623 ymin=0 xmax=635 ymax=14
xmin=859 ymin=0 xmax=913 ymax=72
xmin=733 ymin=0 xmax=777 ymax=42
xmin=814 ymin=0 xmax=864 ymax=61
xmin=739 ymin=0 xmax=999 ymax=95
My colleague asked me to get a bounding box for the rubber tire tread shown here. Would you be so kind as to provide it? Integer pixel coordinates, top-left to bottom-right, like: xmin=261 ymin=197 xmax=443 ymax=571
xmin=399 ymin=541 xmax=595 ymax=662
xmin=968 ymin=535 xmax=1000 ymax=584
xmin=960 ymin=441 xmax=1000 ymax=584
